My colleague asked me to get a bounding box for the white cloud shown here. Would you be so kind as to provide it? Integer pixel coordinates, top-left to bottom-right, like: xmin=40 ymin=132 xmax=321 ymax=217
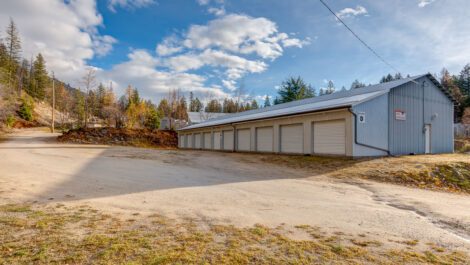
xmin=0 ymin=0 xmax=115 ymax=83
xmin=196 ymin=0 xmax=224 ymax=6
xmin=156 ymin=35 xmax=183 ymax=56
xmin=418 ymin=0 xmax=436 ymax=7
xmin=183 ymin=14 xmax=307 ymax=60
xmin=107 ymin=0 xmax=155 ymax=12
xmin=208 ymin=7 xmax=226 ymax=16
xmin=222 ymin=79 xmax=237 ymax=91
xmin=336 ymin=5 xmax=368 ymax=19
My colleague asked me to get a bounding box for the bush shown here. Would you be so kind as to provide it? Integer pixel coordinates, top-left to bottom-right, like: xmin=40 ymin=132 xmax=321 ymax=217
xmin=17 ymin=96 xmax=34 ymax=122
xmin=6 ymin=114 xmax=16 ymax=128
xmin=145 ymin=107 xmax=162 ymax=130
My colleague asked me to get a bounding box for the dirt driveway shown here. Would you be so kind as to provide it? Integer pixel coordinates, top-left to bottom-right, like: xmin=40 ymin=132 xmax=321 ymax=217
xmin=1 ymin=129 xmax=469 ymax=251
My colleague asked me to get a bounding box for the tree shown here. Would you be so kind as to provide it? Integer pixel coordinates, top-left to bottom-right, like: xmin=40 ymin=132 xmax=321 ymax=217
xmin=17 ymin=95 xmax=34 ymax=121
xmin=205 ymin=99 xmax=222 ymax=112
xmin=145 ymin=105 xmax=162 ymax=129
xmin=158 ymin=98 xmax=171 ymax=117
xmin=263 ymin=95 xmax=271 ymax=107
xmin=350 ymin=79 xmax=366 ymax=89
xmin=277 ymin=76 xmax=315 ymax=103
xmin=81 ymin=68 xmax=97 ymax=127
xmin=458 ymin=64 xmax=470 ymax=97
xmin=325 ymin=80 xmax=335 ymax=95
xmin=32 ymin=53 xmax=48 ymax=100
xmin=5 ymin=19 xmax=21 ymax=92
xmin=251 ymin=99 xmax=259 ymax=109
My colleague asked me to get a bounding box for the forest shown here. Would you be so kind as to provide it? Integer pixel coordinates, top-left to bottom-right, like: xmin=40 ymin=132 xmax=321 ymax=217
xmin=1 ymin=18 xmax=469 ymax=131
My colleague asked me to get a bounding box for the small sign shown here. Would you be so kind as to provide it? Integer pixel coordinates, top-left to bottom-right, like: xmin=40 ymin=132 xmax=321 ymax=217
xmin=358 ymin=112 xmax=366 ymax=123
xmin=395 ymin=110 xmax=406 ymax=121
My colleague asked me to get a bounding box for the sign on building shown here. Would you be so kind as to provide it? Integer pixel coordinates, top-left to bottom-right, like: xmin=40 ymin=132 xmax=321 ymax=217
xmin=358 ymin=112 xmax=366 ymax=123
xmin=395 ymin=110 xmax=406 ymax=121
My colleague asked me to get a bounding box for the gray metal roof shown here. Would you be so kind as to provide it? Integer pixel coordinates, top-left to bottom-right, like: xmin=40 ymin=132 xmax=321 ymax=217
xmin=179 ymin=74 xmax=452 ymax=131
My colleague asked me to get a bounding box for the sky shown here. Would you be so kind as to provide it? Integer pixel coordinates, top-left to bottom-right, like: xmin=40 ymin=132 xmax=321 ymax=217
xmin=0 ymin=0 xmax=469 ymax=103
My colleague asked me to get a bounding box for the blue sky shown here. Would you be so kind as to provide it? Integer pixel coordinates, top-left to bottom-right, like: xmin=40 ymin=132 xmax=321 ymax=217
xmin=1 ymin=0 xmax=469 ymax=103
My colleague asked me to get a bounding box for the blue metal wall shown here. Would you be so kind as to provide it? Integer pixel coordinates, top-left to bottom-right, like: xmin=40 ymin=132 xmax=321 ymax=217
xmin=353 ymin=93 xmax=389 ymax=156
xmin=389 ymin=76 xmax=454 ymax=155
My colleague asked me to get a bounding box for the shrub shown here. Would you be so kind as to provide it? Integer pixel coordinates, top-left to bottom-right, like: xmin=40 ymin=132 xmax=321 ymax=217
xmin=6 ymin=114 xmax=16 ymax=128
xmin=18 ymin=96 xmax=34 ymax=121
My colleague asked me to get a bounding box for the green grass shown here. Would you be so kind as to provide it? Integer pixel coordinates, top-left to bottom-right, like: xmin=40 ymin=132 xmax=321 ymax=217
xmin=0 ymin=203 xmax=468 ymax=265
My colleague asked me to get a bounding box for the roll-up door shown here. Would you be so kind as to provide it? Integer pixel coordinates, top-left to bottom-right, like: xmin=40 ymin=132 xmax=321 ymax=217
xmin=223 ymin=130 xmax=234 ymax=151
xmin=203 ymin=132 xmax=212 ymax=149
xmin=178 ymin=135 xmax=183 ymax=148
xmin=313 ymin=120 xmax=346 ymax=155
xmin=183 ymin=134 xmax=188 ymax=148
xmin=213 ymin=132 xmax=221 ymax=150
xmin=194 ymin=133 xmax=201 ymax=149
xmin=187 ymin=134 xmax=193 ymax=148
xmin=237 ymin=129 xmax=251 ymax=151
xmin=256 ymin=127 xmax=273 ymax=152
xmin=280 ymin=124 xmax=303 ymax=154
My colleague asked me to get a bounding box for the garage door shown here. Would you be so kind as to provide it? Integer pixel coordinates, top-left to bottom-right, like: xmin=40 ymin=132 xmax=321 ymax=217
xmin=313 ymin=120 xmax=346 ymax=155
xmin=213 ymin=132 xmax=221 ymax=150
xmin=194 ymin=133 xmax=201 ymax=149
xmin=178 ymin=135 xmax=183 ymax=148
xmin=187 ymin=134 xmax=193 ymax=148
xmin=237 ymin=129 xmax=251 ymax=151
xmin=256 ymin=127 xmax=273 ymax=152
xmin=223 ymin=130 xmax=234 ymax=150
xmin=280 ymin=124 xmax=304 ymax=154
xmin=203 ymin=132 xmax=212 ymax=149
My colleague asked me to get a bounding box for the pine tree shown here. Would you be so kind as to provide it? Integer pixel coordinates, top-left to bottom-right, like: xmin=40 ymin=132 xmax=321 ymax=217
xmin=263 ymin=95 xmax=271 ymax=107
xmin=5 ymin=19 xmax=22 ymax=92
xmin=277 ymin=76 xmax=315 ymax=103
xmin=32 ymin=53 xmax=48 ymax=100
xmin=350 ymin=79 xmax=366 ymax=89
xmin=251 ymin=99 xmax=259 ymax=109
xmin=325 ymin=80 xmax=335 ymax=95
xmin=458 ymin=64 xmax=470 ymax=97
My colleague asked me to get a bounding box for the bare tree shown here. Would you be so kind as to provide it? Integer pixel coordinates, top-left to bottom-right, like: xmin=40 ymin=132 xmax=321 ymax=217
xmin=81 ymin=68 xmax=97 ymax=128
xmin=234 ymin=79 xmax=246 ymax=113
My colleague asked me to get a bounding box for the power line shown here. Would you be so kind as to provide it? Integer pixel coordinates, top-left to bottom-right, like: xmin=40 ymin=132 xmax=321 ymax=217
xmin=318 ymin=0 xmax=401 ymax=74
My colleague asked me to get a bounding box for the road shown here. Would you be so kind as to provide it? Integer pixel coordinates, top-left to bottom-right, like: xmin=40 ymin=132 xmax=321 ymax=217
xmin=0 ymin=129 xmax=469 ymax=251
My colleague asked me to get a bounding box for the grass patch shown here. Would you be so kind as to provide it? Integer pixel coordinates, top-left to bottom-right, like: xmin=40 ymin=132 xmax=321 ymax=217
xmin=0 ymin=204 xmax=468 ymax=264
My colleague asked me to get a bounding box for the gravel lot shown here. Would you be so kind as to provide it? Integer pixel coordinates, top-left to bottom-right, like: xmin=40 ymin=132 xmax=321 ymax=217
xmin=1 ymin=129 xmax=469 ymax=251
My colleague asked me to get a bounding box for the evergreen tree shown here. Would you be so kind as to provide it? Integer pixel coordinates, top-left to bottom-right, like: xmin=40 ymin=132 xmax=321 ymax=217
xmin=350 ymin=79 xmax=366 ymax=89
xmin=251 ymin=99 xmax=259 ymax=109
xmin=273 ymin=96 xmax=281 ymax=105
xmin=205 ymin=99 xmax=222 ymax=112
xmin=458 ymin=64 xmax=470 ymax=97
xmin=325 ymin=80 xmax=335 ymax=95
xmin=4 ymin=19 xmax=22 ymax=92
xmin=145 ymin=105 xmax=161 ymax=130
xmin=277 ymin=76 xmax=315 ymax=103
xmin=263 ymin=95 xmax=271 ymax=107
xmin=32 ymin=53 xmax=48 ymax=100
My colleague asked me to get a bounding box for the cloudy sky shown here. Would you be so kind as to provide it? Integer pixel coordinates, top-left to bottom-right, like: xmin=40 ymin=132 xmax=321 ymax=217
xmin=0 ymin=0 xmax=469 ymax=102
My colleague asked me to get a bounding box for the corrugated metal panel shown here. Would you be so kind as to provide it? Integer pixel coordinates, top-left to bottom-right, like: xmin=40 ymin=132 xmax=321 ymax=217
xmin=389 ymin=76 xmax=453 ymax=155
xmin=353 ymin=93 xmax=389 ymax=153
xmin=213 ymin=132 xmax=221 ymax=150
xmin=256 ymin=127 xmax=274 ymax=152
xmin=280 ymin=124 xmax=303 ymax=154
xmin=237 ymin=129 xmax=251 ymax=151
xmin=313 ymin=120 xmax=346 ymax=155
xmin=178 ymin=135 xmax=183 ymax=148
xmin=203 ymin=132 xmax=211 ymax=149
xmin=223 ymin=130 xmax=234 ymax=150
xmin=194 ymin=133 xmax=201 ymax=149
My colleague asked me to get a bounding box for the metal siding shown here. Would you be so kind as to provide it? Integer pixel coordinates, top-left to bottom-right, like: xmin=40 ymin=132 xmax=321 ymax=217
xmin=389 ymin=76 xmax=453 ymax=155
xmin=203 ymin=132 xmax=212 ymax=149
xmin=353 ymin=94 xmax=389 ymax=153
xmin=213 ymin=132 xmax=221 ymax=150
xmin=237 ymin=129 xmax=251 ymax=151
xmin=187 ymin=134 xmax=193 ymax=148
xmin=280 ymin=124 xmax=303 ymax=154
xmin=313 ymin=120 xmax=346 ymax=155
xmin=256 ymin=127 xmax=274 ymax=152
xmin=194 ymin=133 xmax=201 ymax=149
xmin=222 ymin=130 xmax=234 ymax=150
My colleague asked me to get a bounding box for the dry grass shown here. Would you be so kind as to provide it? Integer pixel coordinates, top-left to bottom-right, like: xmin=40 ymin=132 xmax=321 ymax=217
xmin=259 ymin=153 xmax=470 ymax=194
xmin=0 ymin=203 xmax=468 ymax=265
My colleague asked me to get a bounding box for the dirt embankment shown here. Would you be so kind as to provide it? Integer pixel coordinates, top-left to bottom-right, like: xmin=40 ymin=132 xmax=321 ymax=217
xmin=57 ymin=127 xmax=178 ymax=148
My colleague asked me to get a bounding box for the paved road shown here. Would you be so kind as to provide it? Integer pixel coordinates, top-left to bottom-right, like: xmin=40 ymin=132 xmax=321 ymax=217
xmin=1 ymin=129 xmax=469 ymax=250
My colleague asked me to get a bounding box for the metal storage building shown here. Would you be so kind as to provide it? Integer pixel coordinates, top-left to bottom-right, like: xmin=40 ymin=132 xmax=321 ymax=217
xmin=178 ymin=74 xmax=455 ymax=157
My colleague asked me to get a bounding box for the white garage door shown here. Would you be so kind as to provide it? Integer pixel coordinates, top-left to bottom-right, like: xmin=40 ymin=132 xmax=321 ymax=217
xmin=213 ymin=132 xmax=221 ymax=150
xmin=194 ymin=133 xmax=201 ymax=149
xmin=203 ymin=132 xmax=212 ymax=149
xmin=187 ymin=134 xmax=193 ymax=148
xmin=256 ymin=127 xmax=273 ymax=152
xmin=178 ymin=135 xmax=183 ymax=148
xmin=313 ymin=120 xmax=346 ymax=155
xmin=223 ymin=130 xmax=234 ymax=150
xmin=280 ymin=124 xmax=304 ymax=154
xmin=237 ymin=129 xmax=251 ymax=151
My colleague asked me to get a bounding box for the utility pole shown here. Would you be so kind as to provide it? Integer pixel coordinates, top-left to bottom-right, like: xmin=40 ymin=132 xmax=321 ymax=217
xmin=51 ymin=72 xmax=55 ymax=133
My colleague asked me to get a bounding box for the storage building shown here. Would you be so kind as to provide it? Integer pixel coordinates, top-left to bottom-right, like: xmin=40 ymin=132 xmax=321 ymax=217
xmin=178 ymin=74 xmax=455 ymax=157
